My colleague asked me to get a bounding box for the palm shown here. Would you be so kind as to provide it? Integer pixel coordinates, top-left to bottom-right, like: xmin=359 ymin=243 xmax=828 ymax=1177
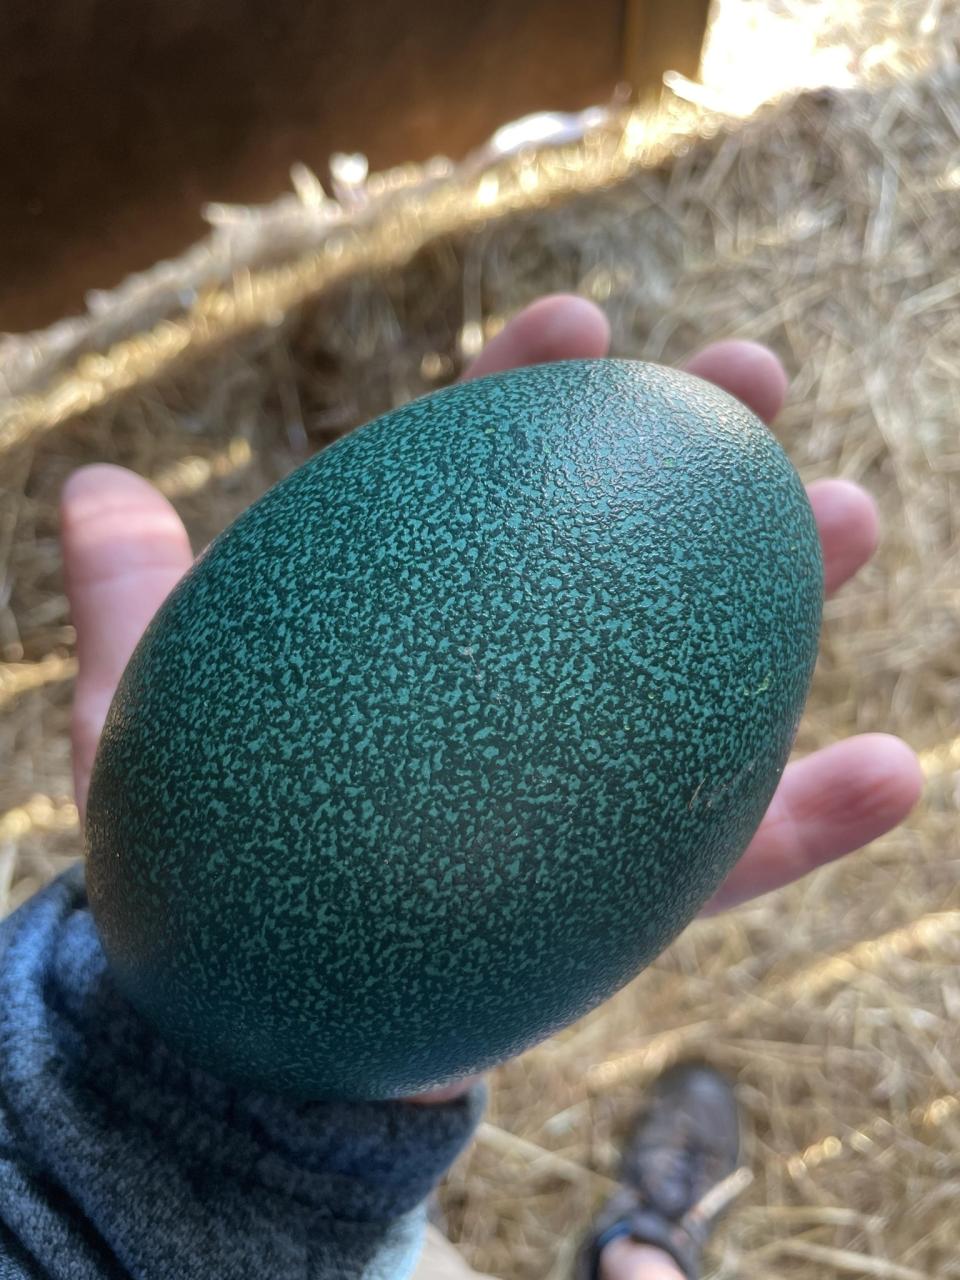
xmin=62 ymin=295 xmax=921 ymax=917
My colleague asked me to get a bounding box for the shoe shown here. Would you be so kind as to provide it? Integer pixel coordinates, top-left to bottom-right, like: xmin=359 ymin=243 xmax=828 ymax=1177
xmin=574 ymin=1062 xmax=741 ymax=1280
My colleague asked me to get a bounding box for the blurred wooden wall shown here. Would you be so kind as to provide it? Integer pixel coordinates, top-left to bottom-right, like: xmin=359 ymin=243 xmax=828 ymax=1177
xmin=0 ymin=0 xmax=709 ymax=332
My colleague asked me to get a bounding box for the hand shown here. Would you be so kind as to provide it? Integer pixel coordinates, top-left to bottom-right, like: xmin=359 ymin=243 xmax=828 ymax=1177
xmin=62 ymin=294 xmax=922 ymax=914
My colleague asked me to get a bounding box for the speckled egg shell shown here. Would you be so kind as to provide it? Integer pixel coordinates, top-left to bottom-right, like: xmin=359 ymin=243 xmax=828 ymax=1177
xmin=86 ymin=359 xmax=823 ymax=1100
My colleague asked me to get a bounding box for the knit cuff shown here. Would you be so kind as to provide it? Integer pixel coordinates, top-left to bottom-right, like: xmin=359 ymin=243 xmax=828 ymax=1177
xmin=0 ymin=866 xmax=484 ymax=1279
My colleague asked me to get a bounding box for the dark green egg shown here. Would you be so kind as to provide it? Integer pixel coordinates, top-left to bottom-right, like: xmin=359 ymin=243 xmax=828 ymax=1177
xmin=86 ymin=359 xmax=822 ymax=1100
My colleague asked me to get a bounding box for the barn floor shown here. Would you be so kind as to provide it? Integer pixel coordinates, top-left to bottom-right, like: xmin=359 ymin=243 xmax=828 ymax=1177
xmin=2 ymin=2 xmax=960 ymax=1277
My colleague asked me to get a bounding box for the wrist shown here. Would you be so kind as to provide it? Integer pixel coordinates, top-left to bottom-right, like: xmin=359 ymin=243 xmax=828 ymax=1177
xmin=404 ymin=1074 xmax=485 ymax=1105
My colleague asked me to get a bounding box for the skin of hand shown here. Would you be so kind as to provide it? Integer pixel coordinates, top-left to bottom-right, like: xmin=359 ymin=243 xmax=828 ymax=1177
xmin=61 ymin=294 xmax=924 ymax=1103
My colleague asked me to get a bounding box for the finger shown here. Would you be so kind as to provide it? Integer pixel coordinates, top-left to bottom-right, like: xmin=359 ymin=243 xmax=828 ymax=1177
xmin=807 ymin=478 xmax=880 ymax=596
xmin=462 ymin=294 xmax=610 ymax=381
xmin=683 ymin=339 xmax=788 ymax=425
xmin=684 ymin=345 xmax=880 ymax=596
xmin=403 ymin=1074 xmax=482 ymax=1105
xmin=702 ymin=734 xmax=924 ymax=914
xmin=61 ymin=465 xmax=193 ymax=817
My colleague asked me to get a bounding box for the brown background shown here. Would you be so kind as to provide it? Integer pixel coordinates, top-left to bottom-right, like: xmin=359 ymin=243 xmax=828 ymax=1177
xmin=0 ymin=0 xmax=708 ymax=332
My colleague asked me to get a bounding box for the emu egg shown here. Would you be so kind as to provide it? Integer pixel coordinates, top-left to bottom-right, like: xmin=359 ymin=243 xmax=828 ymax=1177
xmin=86 ymin=359 xmax=823 ymax=1099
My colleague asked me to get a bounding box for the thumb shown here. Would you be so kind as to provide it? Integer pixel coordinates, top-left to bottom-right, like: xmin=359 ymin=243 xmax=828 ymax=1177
xmin=60 ymin=465 xmax=193 ymax=820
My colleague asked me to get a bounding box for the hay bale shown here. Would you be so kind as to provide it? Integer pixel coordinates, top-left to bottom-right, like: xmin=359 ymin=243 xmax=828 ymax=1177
xmin=2 ymin=2 xmax=959 ymax=1276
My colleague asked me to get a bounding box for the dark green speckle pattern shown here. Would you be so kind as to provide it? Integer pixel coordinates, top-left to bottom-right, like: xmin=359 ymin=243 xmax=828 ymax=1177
xmin=86 ymin=359 xmax=823 ymax=1100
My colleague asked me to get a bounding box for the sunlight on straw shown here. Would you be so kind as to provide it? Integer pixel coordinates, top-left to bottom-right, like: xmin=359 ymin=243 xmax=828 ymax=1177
xmin=475 ymin=174 xmax=500 ymax=208
xmin=686 ymin=1165 xmax=753 ymax=1226
xmin=793 ymin=1133 xmax=843 ymax=1173
xmin=151 ymin=436 xmax=254 ymax=499
xmin=783 ymin=911 xmax=960 ymax=1005
xmin=918 ymin=1092 xmax=960 ymax=1129
xmin=586 ymin=910 xmax=960 ymax=1090
xmin=773 ymin=1086 xmax=959 ymax=1201
xmin=0 ymin=655 xmax=77 ymax=711
xmin=918 ymin=733 xmax=960 ymax=776
xmin=0 ymin=795 xmax=78 ymax=843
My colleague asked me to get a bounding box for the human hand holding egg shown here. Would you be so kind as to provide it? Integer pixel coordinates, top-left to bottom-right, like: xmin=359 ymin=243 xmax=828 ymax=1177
xmin=61 ymin=295 xmax=922 ymax=1101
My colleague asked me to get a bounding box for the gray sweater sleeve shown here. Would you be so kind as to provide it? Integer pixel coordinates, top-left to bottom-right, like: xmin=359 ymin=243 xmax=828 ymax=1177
xmin=0 ymin=866 xmax=483 ymax=1279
